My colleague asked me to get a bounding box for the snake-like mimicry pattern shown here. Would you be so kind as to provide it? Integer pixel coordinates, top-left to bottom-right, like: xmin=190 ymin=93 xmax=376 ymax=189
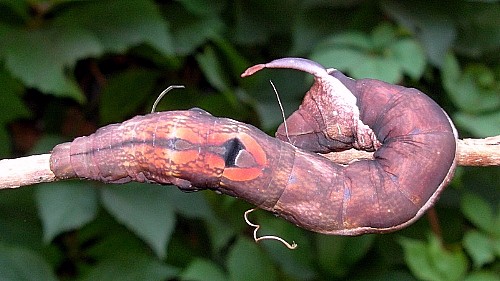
xmin=50 ymin=58 xmax=457 ymax=235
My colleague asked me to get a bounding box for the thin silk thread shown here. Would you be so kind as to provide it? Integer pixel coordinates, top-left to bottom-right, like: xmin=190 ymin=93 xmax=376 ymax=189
xmin=244 ymin=208 xmax=297 ymax=250
xmin=269 ymin=80 xmax=292 ymax=143
xmin=151 ymin=85 xmax=185 ymax=113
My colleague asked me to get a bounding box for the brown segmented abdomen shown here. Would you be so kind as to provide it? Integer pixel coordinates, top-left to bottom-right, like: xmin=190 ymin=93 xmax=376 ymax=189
xmin=244 ymin=58 xmax=457 ymax=235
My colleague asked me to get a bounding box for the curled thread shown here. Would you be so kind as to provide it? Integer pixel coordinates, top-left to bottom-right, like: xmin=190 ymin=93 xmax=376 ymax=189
xmin=269 ymin=80 xmax=291 ymax=144
xmin=151 ymin=85 xmax=185 ymax=113
xmin=244 ymin=208 xmax=297 ymax=250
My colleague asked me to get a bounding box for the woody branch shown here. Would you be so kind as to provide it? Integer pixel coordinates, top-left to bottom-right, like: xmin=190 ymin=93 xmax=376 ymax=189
xmin=0 ymin=134 xmax=498 ymax=189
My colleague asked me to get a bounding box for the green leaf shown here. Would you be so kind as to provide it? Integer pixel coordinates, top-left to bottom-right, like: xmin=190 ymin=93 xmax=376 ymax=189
xmin=427 ymin=235 xmax=468 ymax=281
xmin=495 ymin=203 xmax=500 ymax=238
xmin=461 ymin=193 xmax=495 ymax=233
xmin=317 ymin=234 xmax=375 ymax=278
xmin=323 ymin=32 xmax=373 ymax=50
xmin=0 ymin=187 xmax=43 ymax=248
xmin=2 ymin=25 xmax=101 ymax=102
xmin=311 ymin=47 xmax=366 ymax=71
xmin=399 ymin=238 xmax=435 ymax=280
xmin=452 ymin=76 xmax=500 ymax=113
xmin=495 ymin=238 xmax=500 ymax=259
xmin=400 ymin=234 xmax=468 ymax=281
xmin=391 ymin=39 xmax=426 ymax=80
xmin=368 ymin=270 xmax=417 ymax=281
xmin=212 ymin=37 xmax=250 ymax=79
xmin=99 ymin=69 xmax=160 ymax=124
xmin=352 ymin=56 xmax=402 ymax=83
xmin=442 ymin=54 xmax=500 ymax=114
xmin=0 ymin=0 xmax=29 ymax=22
xmin=449 ymin=76 xmax=484 ymax=111
xmin=467 ymin=64 xmax=496 ymax=88
xmin=195 ymin=45 xmax=240 ymax=109
xmin=165 ymin=188 xmax=215 ymax=220
xmin=100 ymin=183 xmax=176 ymax=258
xmin=442 ymin=52 xmax=462 ymax=87
xmin=454 ymin=111 xmax=500 ymax=137
xmin=464 ymin=271 xmax=500 ymax=281
xmin=371 ymin=23 xmax=397 ymax=49
xmin=80 ymin=253 xmax=178 ymax=281
xmin=30 ymin=135 xmax=65 ymax=155
xmin=196 ymin=46 xmax=231 ymax=92
xmin=227 ymin=238 xmax=278 ymax=281
xmin=205 ymin=217 xmax=236 ymax=253
xmin=463 ymin=230 xmax=496 ymax=268
xmin=165 ymin=3 xmax=224 ymax=55
xmin=454 ymin=4 xmax=500 ymax=57
xmin=177 ymin=0 xmax=226 ymax=16
xmin=180 ymin=258 xmax=227 ymax=281
xmin=231 ymin=0 xmax=298 ymax=46
xmin=382 ymin=0 xmax=457 ymax=67
xmin=257 ymin=214 xmax=316 ymax=280
xmin=312 ymin=24 xmax=425 ymax=83
xmin=82 ymin=213 xmax=152 ymax=260
xmin=290 ymin=7 xmax=353 ymax=55
xmin=54 ymin=0 xmax=174 ymax=56
xmin=35 ymin=182 xmax=98 ymax=242
xmin=0 ymin=66 xmax=29 ymax=156
xmin=0 ymin=243 xmax=57 ymax=281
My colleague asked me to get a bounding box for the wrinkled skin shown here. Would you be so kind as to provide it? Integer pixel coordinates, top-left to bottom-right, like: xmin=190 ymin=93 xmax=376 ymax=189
xmin=50 ymin=58 xmax=457 ymax=235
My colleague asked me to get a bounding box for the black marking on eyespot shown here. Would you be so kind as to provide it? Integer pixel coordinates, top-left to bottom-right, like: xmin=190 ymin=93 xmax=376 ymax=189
xmin=223 ymin=138 xmax=245 ymax=167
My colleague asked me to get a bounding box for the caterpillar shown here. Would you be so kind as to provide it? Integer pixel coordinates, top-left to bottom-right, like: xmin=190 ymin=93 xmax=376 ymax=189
xmin=50 ymin=58 xmax=458 ymax=235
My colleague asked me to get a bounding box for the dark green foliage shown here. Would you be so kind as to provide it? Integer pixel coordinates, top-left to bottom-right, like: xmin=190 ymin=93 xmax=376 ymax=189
xmin=0 ymin=0 xmax=498 ymax=280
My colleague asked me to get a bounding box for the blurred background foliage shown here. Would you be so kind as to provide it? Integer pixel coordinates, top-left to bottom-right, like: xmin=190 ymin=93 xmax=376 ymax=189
xmin=0 ymin=0 xmax=499 ymax=280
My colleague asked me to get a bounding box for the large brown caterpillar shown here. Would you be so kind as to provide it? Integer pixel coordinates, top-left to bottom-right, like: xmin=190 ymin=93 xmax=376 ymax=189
xmin=50 ymin=58 xmax=457 ymax=235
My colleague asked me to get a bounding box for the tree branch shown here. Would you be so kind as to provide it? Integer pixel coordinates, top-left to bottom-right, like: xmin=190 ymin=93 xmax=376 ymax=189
xmin=0 ymin=154 xmax=55 ymax=189
xmin=0 ymin=136 xmax=498 ymax=189
xmin=323 ymin=136 xmax=500 ymax=166
xmin=455 ymin=136 xmax=500 ymax=166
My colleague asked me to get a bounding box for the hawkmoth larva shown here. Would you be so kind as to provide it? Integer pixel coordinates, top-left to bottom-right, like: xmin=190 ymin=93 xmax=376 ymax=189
xmin=50 ymin=58 xmax=457 ymax=235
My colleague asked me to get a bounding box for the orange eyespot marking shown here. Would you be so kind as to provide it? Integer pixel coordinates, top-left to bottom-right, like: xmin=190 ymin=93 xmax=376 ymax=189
xmin=232 ymin=150 xmax=257 ymax=168
xmin=237 ymin=133 xmax=266 ymax=167
xmin=223 ymin=167 xmax=262 ymax=182
xmin=204 ymin=130 xmax=267 ymax=182
xmin=207 ymin=131 xmax=267 ymax=167
xmin=220 ymin=132 xmax=267 ymax=182
xmin=164 ymin=150 xmax=225 ymax=179
xmin=207 ymin=131 xmax=233 ymax=145
xmin=172 ymin=128 xmax=205 ymax=144
xmin=204 ymin=153 xmax=226 ymax=171
xmin=169 ymin=150 xmax=200 ymax=166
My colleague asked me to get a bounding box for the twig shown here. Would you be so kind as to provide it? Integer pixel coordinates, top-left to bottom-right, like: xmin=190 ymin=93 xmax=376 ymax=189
xmin=323 ymin=136 xmax=500 ymax=166
xmin=0 ymin=136 xmax=498 ymax=189
xmin=0 ymin=154 xmax=55 ymax=188
xmin=455 ymin=136 xmax=500 ymax=166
